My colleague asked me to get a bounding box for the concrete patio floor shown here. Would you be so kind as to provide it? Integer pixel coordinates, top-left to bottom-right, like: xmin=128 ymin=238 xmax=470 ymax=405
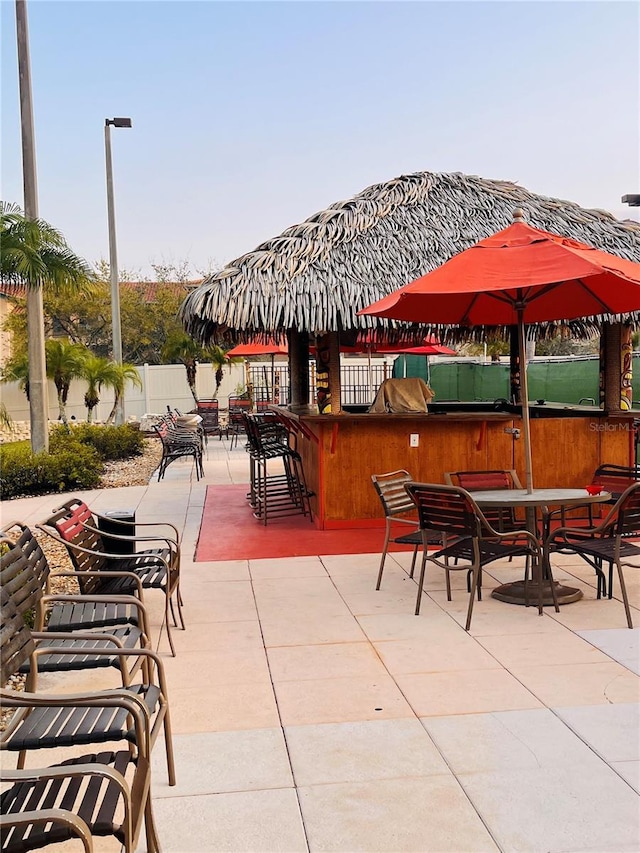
xmin=3 ymin=437 xmax=640 ymax=852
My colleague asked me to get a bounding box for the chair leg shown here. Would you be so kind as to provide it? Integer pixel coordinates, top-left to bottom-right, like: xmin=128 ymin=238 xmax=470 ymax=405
xmin=465 ymin=565 xmax=481 ymax=630
xmin=376 ymin=524 xmax=392 ymax=590
xmin=535 ymin=550 xmax=545 ymax=616
xmin=445 ymin=565 xmax=452 ymax=601
xmin=163 ymin=594 xmax=176 ymax=657
xmin=168 ymin=595 xmax=178 ymax=627
xmin=414 ymin=553 xmax=428 ymax=615
xmin=545 ymin=553 xmax=560 ymax=613
xmin=162 ymin=705 xmax=177 ymax=787
xmin=615 ymin=560 xmax=634 ymax=629
xmin=144 ymin=793 xmax=162 ymax=853
xmin=174 ymin=585 xmax=185 ymax=629
xmin=408 ymin=544 xmax=420 ymax=578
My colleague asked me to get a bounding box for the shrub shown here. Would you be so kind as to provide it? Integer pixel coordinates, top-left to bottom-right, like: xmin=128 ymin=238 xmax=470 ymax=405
xmin=50 ymin=423 xmax=145 ymax=461
xmin=0 ymin=440 xmax=102 ymax=499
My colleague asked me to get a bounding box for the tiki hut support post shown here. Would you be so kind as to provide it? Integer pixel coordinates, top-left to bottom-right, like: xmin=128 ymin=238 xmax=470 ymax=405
xmin=600 ymin=322 xmax=634 ymax=412
xmin=288 ymin=330 xmax=310 ymax=407
xmin=315 ymin=331 xmax=342 ymax=414
xmin=328 ymin=332 xmax=342 ymax=414
xmin=621 ymin=324 xmax=634 ymax=411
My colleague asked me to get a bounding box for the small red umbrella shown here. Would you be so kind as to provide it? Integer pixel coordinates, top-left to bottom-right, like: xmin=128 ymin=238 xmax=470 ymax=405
xmin=225 ymin=341 xmax=288 ymax=357
xmin=375 ymin=335 xmax=458 ymax=356
xmin=226 ymin=341 xmax=288 ymax=400
xmin=359 ymin=211 xmax=640 ymax=490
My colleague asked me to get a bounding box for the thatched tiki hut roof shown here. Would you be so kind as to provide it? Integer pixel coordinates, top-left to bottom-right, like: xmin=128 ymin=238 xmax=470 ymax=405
xmin=180 ymin=171 xmax=640 ymax=346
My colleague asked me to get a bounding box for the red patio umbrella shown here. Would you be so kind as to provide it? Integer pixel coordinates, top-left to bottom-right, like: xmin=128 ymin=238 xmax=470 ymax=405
xmin=359 ymin=211 xmax=640 ymax=491
xmin=226 ymin=341 xmax=289 ymax=400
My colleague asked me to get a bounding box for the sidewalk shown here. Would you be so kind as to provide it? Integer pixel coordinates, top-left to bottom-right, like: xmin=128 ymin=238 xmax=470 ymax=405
xmin=2 ymin=437 xmax=639 ymax=852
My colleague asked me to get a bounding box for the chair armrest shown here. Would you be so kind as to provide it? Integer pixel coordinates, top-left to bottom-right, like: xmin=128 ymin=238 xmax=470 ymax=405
xmin=39 ymin=525 xmax=173 ymax=576
xmin=0 ymin=809 xmax=94 ymax=852
xmin=476 ymin=511 xmax=542 ymax=553
xmin=37 ymin=524 xmax=170 ymax=573
xmin=38 ymin=592 xmax=150 ymax=636
xmin=80 ymin=520 xmax=179 ymax=552
xmin=0 ymin=686 xmax=152 ymax=748
xmin=1 ymin=683 xmax=149 ymax=715
xmin=26 ymin=644 xmax=167 ymax=691
xmin=388 ymin=516 xmax=419 ymax=528
xmin=32 ymin=630 xmax=125 ymax=647
xmin=92 ymin=514 xmax=180 ymax=544
xmin=548 ymin=500 xmax=620 ymax=544
xmin=90 ymin=510 xmax=177 ymax=536
xmin=43 ymin=569 xmax=145 ymax=598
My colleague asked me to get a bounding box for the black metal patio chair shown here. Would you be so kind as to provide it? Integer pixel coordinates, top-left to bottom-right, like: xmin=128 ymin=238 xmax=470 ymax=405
xmin=405 ymin=482 xmax=546 ymax=629
xmin=547 ymin=481 xmax=640 ymax=626
xmin=37 ymin=497 xmax=184 ymax=656
xmin=371 ymin=470 xmax=441 ymax=590
xmin=0 ymin=586 xmax=176 ymax=787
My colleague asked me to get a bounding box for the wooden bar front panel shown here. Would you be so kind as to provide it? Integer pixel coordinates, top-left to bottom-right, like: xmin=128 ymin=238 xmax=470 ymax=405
xmin=289 ymin=411 xmax=634 ymax=528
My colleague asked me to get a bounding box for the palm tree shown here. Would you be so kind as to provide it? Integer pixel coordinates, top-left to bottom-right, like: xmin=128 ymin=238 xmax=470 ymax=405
xmin=105 ymin=363 xmax=142 ymax=425
xmin=161 ymin=331 xmax=206 ymax=406
xmin=0 ymin=202 xmax=96 ymax=291
xmin=208 ymin=345 xmax=242 ymax=399
xmin=1 ymin=202 xmax=95 ymax=452
xmin=45 ymin=339 xmax=88 ymax=427
xmin=79 ymin=355 xmax=121 ymax=423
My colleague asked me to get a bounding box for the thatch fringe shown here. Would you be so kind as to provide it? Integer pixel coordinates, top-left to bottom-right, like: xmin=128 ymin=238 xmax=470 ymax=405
xmin=180 ymin=171 xmax=640 ymax=346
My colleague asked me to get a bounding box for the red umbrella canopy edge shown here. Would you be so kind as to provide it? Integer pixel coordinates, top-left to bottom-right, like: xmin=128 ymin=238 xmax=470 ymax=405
xmin=225 ymin=341 xmax=289 ymax=357
xmin=359 ymin=220 xmax=640 ymax=327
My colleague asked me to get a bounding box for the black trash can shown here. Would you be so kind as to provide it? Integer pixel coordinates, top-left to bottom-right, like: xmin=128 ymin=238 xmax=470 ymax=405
xmin=97 ymin=510 xmax=136 ymax=554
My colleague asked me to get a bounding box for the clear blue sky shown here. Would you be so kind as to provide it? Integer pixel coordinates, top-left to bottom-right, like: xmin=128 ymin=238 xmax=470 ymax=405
xmin=2 ymin=0 xmax=638 ymax=279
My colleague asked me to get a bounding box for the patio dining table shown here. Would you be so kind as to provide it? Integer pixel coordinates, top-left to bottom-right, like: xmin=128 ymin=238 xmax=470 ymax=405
xmin=470 ymin=488 xmax=612 ymax=607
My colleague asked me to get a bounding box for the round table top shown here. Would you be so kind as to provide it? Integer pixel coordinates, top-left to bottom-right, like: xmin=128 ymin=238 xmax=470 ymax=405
xmin=470 ymin=488 xmax=612 ymax=507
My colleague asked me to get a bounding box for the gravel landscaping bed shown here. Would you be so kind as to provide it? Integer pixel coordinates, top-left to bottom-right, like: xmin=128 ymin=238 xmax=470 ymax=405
xmin=99 ymin=436 xmax=163 ymax=488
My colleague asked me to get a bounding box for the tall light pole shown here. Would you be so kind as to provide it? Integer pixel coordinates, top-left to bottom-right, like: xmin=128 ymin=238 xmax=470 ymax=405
xmin=16 ymin=0 xmax=48 ymax=452
xmin=104 ymin=116 xmax=132 ymax=425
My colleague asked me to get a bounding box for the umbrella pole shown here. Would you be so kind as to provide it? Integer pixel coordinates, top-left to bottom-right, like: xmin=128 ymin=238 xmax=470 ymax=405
xmin=518 ymin=314 xmax=534 ymax=493
xmin=271 ymin=354 xmax=275 ymax=403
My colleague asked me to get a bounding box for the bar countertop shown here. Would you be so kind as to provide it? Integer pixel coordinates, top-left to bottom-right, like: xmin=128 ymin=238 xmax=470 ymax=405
xmin=273 ymin=403 xmax=636 ymax=422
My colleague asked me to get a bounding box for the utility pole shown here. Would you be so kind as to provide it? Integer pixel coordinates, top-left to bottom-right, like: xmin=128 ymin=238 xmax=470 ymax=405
xmin=16 ymin=0 xmax=48 ymax=452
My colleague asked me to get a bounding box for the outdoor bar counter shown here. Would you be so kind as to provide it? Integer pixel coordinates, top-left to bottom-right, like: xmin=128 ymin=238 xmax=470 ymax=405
xmin=273 ymin=404 xmax=636 ymax=529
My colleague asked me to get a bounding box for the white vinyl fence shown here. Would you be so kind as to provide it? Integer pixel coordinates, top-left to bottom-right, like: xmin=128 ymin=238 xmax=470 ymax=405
xmin=1 ymin=355 xmax=400 ymax=428
xmin=1 ymin=362 xmax=247 ymax=425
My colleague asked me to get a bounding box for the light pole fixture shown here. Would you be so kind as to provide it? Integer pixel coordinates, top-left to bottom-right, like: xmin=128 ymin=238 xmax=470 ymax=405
xmin=104 ymin=116 xmax=132 ymax=425
xmin=622 ymin=194 xmax=640 ymax=207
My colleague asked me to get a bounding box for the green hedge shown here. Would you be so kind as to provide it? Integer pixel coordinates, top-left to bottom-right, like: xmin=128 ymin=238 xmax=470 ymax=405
xmin=0 ymin=440 xmax=102 ymax=499
xmin=1 ymin=424 xmax=145 ymax=499
xmin=50 ymin=423 xmax=145 ymax=461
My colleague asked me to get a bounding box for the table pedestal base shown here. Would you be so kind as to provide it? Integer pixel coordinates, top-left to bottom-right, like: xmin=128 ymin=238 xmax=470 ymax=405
xmin=491 ymin=581 xmax=583 ymax=607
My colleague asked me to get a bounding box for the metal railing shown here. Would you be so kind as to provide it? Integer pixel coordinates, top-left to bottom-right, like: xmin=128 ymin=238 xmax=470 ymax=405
xmin=248 ymin=363 xmax=389 ymax=407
